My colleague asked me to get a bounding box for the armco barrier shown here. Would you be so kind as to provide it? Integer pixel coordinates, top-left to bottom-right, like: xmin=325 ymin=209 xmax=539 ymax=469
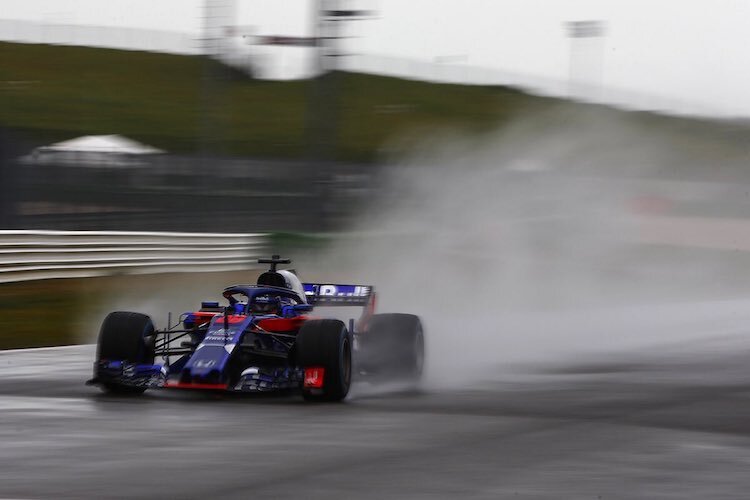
xmin=0 ymin=230 xmax=267 ymax=284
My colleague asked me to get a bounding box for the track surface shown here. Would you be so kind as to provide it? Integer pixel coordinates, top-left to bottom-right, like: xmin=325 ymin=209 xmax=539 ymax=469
xmin=1 ymin=337 xmax=750 ymax=500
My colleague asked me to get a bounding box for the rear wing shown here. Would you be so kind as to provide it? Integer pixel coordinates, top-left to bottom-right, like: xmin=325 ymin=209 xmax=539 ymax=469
xmin=303 ymin=283 xmax=374 ymax=306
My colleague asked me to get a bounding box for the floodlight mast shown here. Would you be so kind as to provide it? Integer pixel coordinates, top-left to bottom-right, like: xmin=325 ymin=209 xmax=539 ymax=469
xmin=307 ymin=0 xmax=375 ymax=162
xmin=240 ymin=1 xmax=373 ymax=163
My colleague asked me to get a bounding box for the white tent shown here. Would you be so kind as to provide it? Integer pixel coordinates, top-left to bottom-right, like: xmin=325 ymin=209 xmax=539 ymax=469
xmin=28 ymin=134 xmax=164 ymax=166
xmin=38 ymin=135 xmax=164 ymax=155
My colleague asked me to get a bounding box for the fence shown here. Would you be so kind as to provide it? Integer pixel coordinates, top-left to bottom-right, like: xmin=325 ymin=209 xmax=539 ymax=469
xmin=0 ymin=230 xmax=267 ymax=284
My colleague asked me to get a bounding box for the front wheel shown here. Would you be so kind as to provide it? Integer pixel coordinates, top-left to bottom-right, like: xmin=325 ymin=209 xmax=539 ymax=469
xmin=95 ymin=311 xmax=156 ymax=394
xmin=296 ymin=319 xmax=351 ymax=402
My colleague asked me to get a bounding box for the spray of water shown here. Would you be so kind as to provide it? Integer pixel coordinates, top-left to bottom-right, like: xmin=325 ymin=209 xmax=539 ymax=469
xmin=303 ymin=110 xmax=750 ymax=388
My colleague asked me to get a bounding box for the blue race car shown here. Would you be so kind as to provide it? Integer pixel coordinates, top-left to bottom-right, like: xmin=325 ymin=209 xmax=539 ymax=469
xmin=87 ymin=255 xmax=424 ymax=402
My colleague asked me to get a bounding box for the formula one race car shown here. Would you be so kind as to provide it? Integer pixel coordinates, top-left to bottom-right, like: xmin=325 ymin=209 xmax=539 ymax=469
xmin=87 ymin=256 xmax=424 ymax=402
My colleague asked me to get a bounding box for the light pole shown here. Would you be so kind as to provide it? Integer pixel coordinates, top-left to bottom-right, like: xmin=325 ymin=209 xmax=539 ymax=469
xmin=565 ymin=20 xmax=606 ymax=102
xmin=307 ymin=0 xmax=374 ymax=162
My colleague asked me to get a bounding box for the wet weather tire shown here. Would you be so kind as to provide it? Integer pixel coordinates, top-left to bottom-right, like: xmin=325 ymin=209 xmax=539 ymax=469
xmin=96 ymin=311 xmax=156 ymax=394
xmin=296 ymin=319 xmax=351 ymax=402
xmin=365 ymin=313 xmax=424 ymax=381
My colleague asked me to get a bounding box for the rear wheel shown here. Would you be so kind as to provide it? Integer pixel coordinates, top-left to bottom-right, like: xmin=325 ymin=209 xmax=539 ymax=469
xmin=296 ymin=319 xmax=351 ymax=402
xmin=96 ymin=311 xmax=156 ymax=394
xmin=364 ymin=313 xmax=424 ymax=382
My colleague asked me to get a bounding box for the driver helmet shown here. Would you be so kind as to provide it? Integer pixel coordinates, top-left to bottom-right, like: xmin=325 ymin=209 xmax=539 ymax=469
xmin=251 ymin=295 xmax=280 ymax=315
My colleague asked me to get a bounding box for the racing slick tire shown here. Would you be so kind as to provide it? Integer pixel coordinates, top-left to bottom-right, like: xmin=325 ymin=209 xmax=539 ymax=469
xmin=96 ymin=311 xmax=156 ymax=394
xmin=296 ymin=319 xmax=351 ymax=402
xmin=364 ymin=313 xmax=424 ymax=382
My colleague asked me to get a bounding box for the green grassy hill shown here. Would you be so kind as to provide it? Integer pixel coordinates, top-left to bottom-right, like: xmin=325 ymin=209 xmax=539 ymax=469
xmin=1 ymin=41 xmax=749 ymax=166
xmin=0 ymin=42 xmax=557 ymax=161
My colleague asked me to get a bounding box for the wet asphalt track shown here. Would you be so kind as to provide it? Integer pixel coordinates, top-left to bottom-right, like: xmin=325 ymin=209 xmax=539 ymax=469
xmin=1 ymin=338 xmax=750 ymax=500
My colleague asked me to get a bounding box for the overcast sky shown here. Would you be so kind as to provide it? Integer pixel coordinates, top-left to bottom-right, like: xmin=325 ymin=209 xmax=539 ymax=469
xmin=3 ymin=0 xmax=750 ymax=117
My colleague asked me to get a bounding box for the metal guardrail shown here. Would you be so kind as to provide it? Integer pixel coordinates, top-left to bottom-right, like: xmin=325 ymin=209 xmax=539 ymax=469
xmin=0 ymin=230 xmax=267 ymax=284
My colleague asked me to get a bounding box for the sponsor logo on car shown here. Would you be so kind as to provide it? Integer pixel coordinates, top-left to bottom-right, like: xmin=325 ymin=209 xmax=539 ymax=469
xmin=304 ymin=367 xmax=325 ymax=388
xmin=308 ymin=285 xmax=370 ymax=297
